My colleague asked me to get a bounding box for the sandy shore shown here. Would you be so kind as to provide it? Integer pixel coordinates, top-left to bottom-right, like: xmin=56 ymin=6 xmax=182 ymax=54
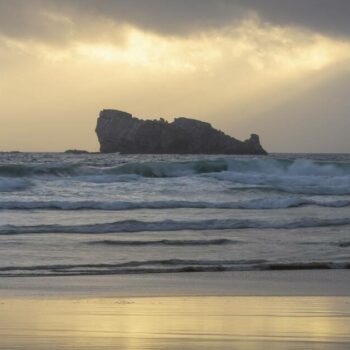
xmin=1 ymin=296 xmax=350 ymax=349
xmin=1 ymin=271 xmax=350 ymax=349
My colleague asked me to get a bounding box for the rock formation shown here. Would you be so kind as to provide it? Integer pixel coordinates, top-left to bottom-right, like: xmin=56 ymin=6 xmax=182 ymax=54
xmin=64 ymin=149 xmax=89 ymax=154
xmin=96 ymin=109 xmax=267 ymax=155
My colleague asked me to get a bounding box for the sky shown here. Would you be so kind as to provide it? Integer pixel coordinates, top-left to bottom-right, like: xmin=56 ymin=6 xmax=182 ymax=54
xmin=1 ymin=0 xmax=350 ymax=152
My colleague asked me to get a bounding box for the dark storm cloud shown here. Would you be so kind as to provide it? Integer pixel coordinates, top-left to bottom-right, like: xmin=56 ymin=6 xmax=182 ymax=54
xmin=242 ymin=0 xmax=350 ymax=38
xmin=0 ymin=0 xmax=73 ymax=42
xmin=0 ymin=0 xmax=350 ymax=43
xmin=61 ymin=0 xmax=247 ymax=35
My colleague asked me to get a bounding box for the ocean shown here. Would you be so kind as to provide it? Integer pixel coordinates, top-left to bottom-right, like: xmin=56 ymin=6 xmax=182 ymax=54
xmin=0 ymin=152 xmax=349 ymax=277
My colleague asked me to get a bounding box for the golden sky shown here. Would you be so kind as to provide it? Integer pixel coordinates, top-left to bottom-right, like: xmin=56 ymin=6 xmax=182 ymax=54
xmin=1 ymin=0 xmax=350 ymax=152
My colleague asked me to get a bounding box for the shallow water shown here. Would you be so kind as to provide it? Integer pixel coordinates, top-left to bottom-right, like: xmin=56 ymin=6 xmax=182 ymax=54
xmin=0 ymin=152 xmax=350 ymax=276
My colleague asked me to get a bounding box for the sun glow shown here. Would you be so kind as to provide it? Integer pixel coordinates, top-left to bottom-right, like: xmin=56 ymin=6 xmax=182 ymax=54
xmin=1 ymin=298 xmax=349 ymax=348
xmin=70 ymin=22 xmax=349 ymax=75
xmin=1 ymin=19 xmax=350 ymax=151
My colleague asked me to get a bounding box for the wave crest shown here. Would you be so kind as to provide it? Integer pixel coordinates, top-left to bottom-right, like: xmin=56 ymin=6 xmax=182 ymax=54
xmin=1 ymin=157 xmax=349 ymax=178
xmin=2 ymin=157 xmax=350 ymax=195
xmin=87 ymin=238 xmax=240 ymax=247
xmin=2 ymin=217 xmax=350 ymax=235
xmin=1 ymin=197 xmax=350 ymax=210
xmin=0 ymin=259 xmax=348 ymax=277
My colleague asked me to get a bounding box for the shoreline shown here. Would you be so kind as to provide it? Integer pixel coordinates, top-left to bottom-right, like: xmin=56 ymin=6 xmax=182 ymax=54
xmin=2 ymin=268 xmax=350 ymax=348
xmin=1 ymin=270 xmax=349 ymax=298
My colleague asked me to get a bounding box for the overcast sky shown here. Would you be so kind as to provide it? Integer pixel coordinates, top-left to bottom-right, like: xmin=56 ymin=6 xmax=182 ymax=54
xmin=1 ymin=0 xmax=350 ymax=152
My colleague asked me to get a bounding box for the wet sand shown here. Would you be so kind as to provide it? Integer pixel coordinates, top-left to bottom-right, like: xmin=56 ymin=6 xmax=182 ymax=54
xmin=1 ymin=296 xmax=350 ymax=349
xmin=1 ymin=270 xmax=350 ymax=297
xmin=1 ymin=271 xmax=350 ymax=349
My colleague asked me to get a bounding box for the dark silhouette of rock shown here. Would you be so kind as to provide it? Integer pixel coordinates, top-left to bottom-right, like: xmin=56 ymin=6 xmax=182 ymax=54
xmin=96 ymin=109 xmax=267 ymax=155
xmin=64 ymin=149 xmax=90 ymax=154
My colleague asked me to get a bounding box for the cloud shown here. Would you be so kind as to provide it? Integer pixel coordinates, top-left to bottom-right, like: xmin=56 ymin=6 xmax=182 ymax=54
xmin=1 ymin=17 xmax=349 ymax=151
xmin=0 ymin=0 xmax=71 ymax=43
xmin=1 ymin=0 xmax=350 ymax=45
xmin=0 ymin=1 xmax=350 ymax=152
xmin=241 ymin=0 xmax=350 ymax=39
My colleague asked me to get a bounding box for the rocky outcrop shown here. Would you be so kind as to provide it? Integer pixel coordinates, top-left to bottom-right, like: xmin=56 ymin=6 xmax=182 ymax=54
xmin=64 ymin=149 xmax=90 ymax=154
xmin=96 ymin=109 xmax=267 ymax=155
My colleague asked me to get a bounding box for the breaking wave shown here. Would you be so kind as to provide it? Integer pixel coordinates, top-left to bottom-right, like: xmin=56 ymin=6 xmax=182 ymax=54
xmin=0 ymin=259 xmax=348 ymax=277
xmin=87 ymin=238 xmax=241 ymax=247
xmin=1 ymin=217 xmax=350 ymax=235
xmin=1 ymin=158 xmax=349 ymax=178
xmin=2 ymin=153 xmax=350 ymax=279
xmin=1 ymin=197 xmax=350 ymax=210
xmin=0 ymin=159 xmax=228 ymax=178
xmin=2 ymin=157 xmax=350 ymax=195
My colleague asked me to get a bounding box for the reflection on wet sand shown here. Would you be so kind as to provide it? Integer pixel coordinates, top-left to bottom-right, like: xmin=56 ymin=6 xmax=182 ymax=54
xmin=1 ymin=297 xmax=350 ymax=349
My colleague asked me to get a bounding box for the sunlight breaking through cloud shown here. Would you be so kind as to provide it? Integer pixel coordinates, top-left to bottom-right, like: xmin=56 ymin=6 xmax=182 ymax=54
xmin=0 ymin=16 xmax=350 ymax=151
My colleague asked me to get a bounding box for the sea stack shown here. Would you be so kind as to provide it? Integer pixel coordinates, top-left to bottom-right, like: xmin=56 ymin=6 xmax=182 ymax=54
xmin=96 ymin=109 xmax=267 ymax=155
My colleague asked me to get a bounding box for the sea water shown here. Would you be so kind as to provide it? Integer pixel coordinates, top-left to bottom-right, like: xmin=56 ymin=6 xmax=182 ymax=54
xmin=0 ymin=152 xmax=349 ymax=276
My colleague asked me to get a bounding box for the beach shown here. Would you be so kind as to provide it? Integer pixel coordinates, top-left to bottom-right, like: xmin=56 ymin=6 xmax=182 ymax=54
xmin=2 ymin=297 xmax=350 ymax=350
xmin=2 ymin=0 xmax=350 ymax=347
xmin=1 ymin=270 xmax=350 ymax=298
xmin=1 ymin=153 xmax=350 ymax=348
xmin=1 ymin=271 xmax=350 ymax=349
